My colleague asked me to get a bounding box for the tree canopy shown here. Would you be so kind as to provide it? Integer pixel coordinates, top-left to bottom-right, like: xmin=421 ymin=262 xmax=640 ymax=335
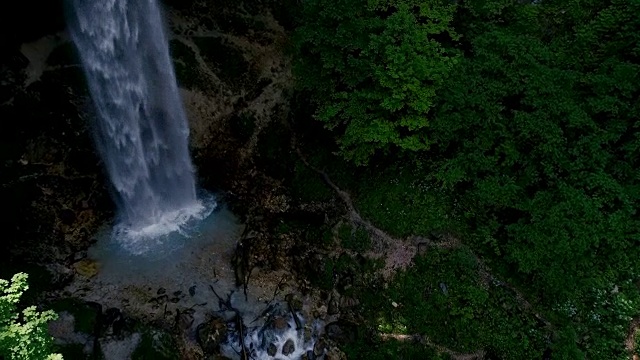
xmin=294 ymin=0 xmax=461 ymax=164
xmin=294 ymin=0 xmax=640 ymax=357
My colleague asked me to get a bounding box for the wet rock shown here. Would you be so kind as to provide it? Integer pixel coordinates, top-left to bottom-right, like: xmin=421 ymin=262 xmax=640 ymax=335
xmin=189 ymin=285 xmax=197 ymax=296
xmin=72 ymin=259 xmax=99 ymax=278
xmin=282 ymin=338 xmax=295 ymax=356
xmin=314 ymin=338 xmax=326 ymax=356
xmin=196 ymin=316 xmax=227 ymax=355
xmin=173 ymin=290 xmax=182 ymax=297
xmin=72 ymin=250 xmax=87 ymax=262
xmin=148 ymin=294 xmax=168 ymax=305
xmin=271 ymin=316 xmax=288 ymax=330
xmin=157 ymin=288 xmax=166 ymax=295
xmin=176 ymin=311 xmax=194 ymax=330
xmin=327 ymin=295 xmax=340 ymax=315
xmin=267 ymin=343 xmax=277 ymax=356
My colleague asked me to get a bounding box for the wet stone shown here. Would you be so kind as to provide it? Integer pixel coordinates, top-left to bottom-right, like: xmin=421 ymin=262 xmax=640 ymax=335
xmin=267 ymin=343 xmax=277 ymax=356
xmin=271 ymin=316 xmax=288 ymax=330
xmin=314 ymin=338 xmax=326 ymax=356
xmin=177 ymin=311 xmax=194 ymax=329
xmin=282 ymin=339 xmax=295 ymax=356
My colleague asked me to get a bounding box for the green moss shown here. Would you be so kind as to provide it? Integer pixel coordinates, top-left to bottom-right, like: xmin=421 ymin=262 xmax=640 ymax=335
xmin=131 ymin=330 xmax=178 ymax=360
xmin=49 ymin=298 xmax=99 ymax=334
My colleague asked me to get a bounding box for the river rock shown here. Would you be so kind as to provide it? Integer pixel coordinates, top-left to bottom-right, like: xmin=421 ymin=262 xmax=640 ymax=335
xmin=282 ymin=338 xmax=295 ymax=356
xmin=267 ymin=343 xmax=277 ymax=356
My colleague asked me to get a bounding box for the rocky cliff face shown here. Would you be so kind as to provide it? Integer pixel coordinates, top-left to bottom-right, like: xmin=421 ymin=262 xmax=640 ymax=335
xmin=1 ymin=2 xmax=353 ymax=358
xmin=0 ymin=0 xmax=295 ymax=263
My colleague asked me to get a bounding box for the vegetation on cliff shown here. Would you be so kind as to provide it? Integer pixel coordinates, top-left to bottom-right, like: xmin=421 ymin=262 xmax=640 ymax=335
xmin=0 ymin=273 xmax=61 ymax=360
xmin=293 ymin=0 xmax=640 ymax=358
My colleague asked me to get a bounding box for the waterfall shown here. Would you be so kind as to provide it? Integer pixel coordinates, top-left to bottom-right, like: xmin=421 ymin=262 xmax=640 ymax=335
xmin=67 ymin=0 xmax=213 ymax=251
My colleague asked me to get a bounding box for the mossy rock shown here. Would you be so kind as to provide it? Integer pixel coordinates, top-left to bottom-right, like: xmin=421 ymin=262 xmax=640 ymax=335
xmin=50 ymin=298 xmax=101 ymax=335
xmin=73 ymin=259 xmax=100 ymax=278
xmin=131 ymin=330 xmax=179 ymax=360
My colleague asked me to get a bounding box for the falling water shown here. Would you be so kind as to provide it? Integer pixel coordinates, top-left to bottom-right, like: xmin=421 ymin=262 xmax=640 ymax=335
xmin=67 ymin=0 xmax=214 ymax=252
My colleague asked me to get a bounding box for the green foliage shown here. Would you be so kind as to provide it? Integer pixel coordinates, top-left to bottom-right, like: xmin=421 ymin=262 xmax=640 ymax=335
xmin=294 ymin=0 xmax=461 ymax=164
xmin=357 ymin=249 xmax=547 ymax=358
xmin=295 ymin=0 xmax=640 ymax=356
xmin=0 ymin=273 xmax=62 ymax=360
xmin=342 ymin=337 xmax=444 ymax=360
xmin=430 ymin=0 xmax=639 ymax=309
xmin=427 ymin=0 xmax=640 ymax=356
xmin=354 ymin=163 xmax=460 ymax=238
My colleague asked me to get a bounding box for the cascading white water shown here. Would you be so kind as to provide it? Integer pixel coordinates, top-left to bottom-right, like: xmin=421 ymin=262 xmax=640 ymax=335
xmin=67 ymin=0 xmax=214 ymax=251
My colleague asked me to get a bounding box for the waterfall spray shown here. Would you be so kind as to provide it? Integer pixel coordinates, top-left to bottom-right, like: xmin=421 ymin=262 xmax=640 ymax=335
xmin=67 ymin=0 xmax=214 ymax=252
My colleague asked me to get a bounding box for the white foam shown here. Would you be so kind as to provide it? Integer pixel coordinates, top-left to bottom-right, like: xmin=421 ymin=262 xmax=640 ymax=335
xmin=111 ymin=193 xmax=217 ymax=255
xmin=221 ymin=314 xmax=322 ymax=360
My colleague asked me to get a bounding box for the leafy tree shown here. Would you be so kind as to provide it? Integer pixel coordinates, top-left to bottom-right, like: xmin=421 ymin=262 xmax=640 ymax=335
xmin=0 ymin=273 xmax=62 ymax=360
xmin=293 ymin=0 xmax=461 ymax=164
xmin=295 ymin=0 xmax=640 ymax=357
xmin=429 ymin=0 xmax=640 ymax=356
